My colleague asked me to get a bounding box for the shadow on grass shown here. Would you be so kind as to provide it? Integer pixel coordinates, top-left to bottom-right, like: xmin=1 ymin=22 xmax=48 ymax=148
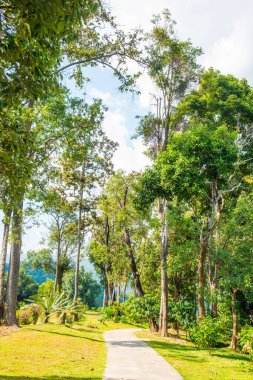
xmin=213 ymin=352 xmax=252 ymax=362
xmin=27 ymin=327 xmax=102 ymax=343
xmin=147 ymin=339 xmax=252 ymax=364
xmin=146 ymin=340 xmax=205 ymax=363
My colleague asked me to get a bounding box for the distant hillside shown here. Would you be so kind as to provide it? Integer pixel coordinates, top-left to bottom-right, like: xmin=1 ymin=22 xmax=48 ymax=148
xmin=5 ymin=263 xmax=53 ymax=284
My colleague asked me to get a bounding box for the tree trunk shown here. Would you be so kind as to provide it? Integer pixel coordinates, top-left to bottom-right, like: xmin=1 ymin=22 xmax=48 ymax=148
xmin=230 ymin=288 xmax=238 ymax=351
xmin=0 ymin=208 xmax=12 ymax=321
xmin=108 ymin=282 xmax=115 ymax=305
xmin=123 ymin=282 xmax=127 ymax=302
xmin=117 ymin=284 xmax=121 ymax=304
xmin=210 ymin=258 xmax=220 ymax=318
xmin=124 ymin=228 xmax=144 ymax=298
xmin=198 ymin=236 xmax=208 ymax=319
xmin=4 ymin=198 xmax=24 ymax=326
xmin=148 ymin=317 xmax=159 ymax=332
xmin=54 ymin=233 xmax=61 ymax=293
xmin=103 ymin=285 xmax=109 ymax=309
xmin=159 ymin=199 xmax=169 ymax=337
xmin=74 ymin=179 xmax=84 ymax=305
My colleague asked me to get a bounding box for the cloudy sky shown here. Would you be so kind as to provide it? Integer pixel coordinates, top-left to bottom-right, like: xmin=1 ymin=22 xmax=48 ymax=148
xmin=23 ymin=0 xmax=253 ymax=251
xmin=83 ymin=0 xmax=253 ymax=172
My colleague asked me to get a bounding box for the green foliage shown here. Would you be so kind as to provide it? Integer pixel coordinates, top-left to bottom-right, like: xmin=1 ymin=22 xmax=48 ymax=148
xmin=122 ymin=295 xmax=160 ymax=325
xmin=17 ymin=304 xmax=41 ymax=325
xmin=238 ymin=326 xmax=253 ymax=354
xmin=17 ymin=267 xmax=39 ymax=302
xmin=158 ymin=123 xmax=238 ymax=202
xmin=63 ymin=268 xmax=102 ymax=309
xmin=168 ymin=301 xmax=196 ymax=329
xmin=102 ymin=302 xmax=123 ymax=323
xmin=189 ymin=317 xmax=224 ymax=349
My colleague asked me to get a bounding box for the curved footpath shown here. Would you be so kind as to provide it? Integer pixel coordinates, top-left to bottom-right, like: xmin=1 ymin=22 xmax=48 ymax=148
xmin=103 ymin=328 xmax=183 ymax=380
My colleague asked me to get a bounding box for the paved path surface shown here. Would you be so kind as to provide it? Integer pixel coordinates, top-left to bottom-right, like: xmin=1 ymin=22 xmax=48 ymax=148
xmin=103 ymin=329 xmax=184 ymax=380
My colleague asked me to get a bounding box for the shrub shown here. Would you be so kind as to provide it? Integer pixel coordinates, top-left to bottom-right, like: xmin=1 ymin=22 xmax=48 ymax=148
xmin=121 ymin=294 xmax=160 ymax=327
xmin=238 ymin=325 xmax=253 ymax=354
xmin=102 ymin=302 xmax=122 ymax=322
xmin=17 ymin=304 xmax=41 ymax=325
xmin=189 ymin=316 xmax=223 ymax=349
xmin=168 ymin=300 xmax=196 ymax=330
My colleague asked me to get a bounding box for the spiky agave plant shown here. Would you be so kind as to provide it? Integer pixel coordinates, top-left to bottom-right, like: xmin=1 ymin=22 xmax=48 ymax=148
xmin=27 ymin=292 xmax=84 ymax=323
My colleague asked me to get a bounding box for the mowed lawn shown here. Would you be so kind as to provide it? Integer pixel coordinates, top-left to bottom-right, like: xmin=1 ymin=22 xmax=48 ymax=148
xmin=137 ymin=331 xmax=253 ymax=380
xmin=0 ymin=313 xmax=133 ymax=380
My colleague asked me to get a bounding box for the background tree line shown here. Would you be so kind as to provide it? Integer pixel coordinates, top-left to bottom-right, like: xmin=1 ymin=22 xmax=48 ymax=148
xmin=0 ymin=2 xmax=252 ymax=353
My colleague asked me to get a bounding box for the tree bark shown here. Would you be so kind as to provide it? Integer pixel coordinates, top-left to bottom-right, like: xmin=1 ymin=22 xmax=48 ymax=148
xmin=198 ymin=236 xmax=208 ymax=319
xmin=159 ymin=199 xmax=169 ymax=337
xmin=74 ymin=173 xmax=84 ymax=305
xmin=4 ymin=198 xmax=24 ymax=326
xmin=124 ymin=228 xmax=144 ymax=297
xmin=123 ymin=282 xmax=127 ymax=302
xmin=54 ymin=229 xmax=61 ymax=293
xmin=108 ymin=282 xmax=115 ymax=305
xmin=117 ymin=284 xmax=121 ymax=304
xmin=0 ymin=208 xmax=12 ymax=321
xmin=230 ymin=288 xmax=238 ymax=351
xmin=210 ymin=258 xmax=220 ymax=318
xmin=103 ymin=285 xmax=109 ymax=309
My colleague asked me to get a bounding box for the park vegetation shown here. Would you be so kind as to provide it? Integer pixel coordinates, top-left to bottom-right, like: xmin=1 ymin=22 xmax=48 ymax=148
xmin=0 ymin=0 xmax=253 ymax=364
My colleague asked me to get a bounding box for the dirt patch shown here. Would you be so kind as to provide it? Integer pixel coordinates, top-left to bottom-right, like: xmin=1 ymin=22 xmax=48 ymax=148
xmin=0 ymin=326 xmax=20 ymax=337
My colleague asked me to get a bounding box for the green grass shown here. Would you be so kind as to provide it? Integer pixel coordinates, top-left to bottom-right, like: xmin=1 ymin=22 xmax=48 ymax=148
xmin=136 ymin=331 xmax=253 ymax=380
xmin=2 ymin=313 xmax=252 ymax=380
xmin=0 ymin=312 xmax=134 ymax=380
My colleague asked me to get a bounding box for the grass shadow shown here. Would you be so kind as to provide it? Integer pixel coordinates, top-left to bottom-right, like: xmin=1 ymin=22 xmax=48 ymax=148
xmin=213 ymin=352 xmax=252 ymax=362
xmin=27 ymin=327 xmax=102 ymax=343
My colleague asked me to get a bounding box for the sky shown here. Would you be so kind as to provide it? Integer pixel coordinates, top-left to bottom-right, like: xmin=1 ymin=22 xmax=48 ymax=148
xmin=81 ymin=0 xmax=253 ymax=173
xmin=19 ymin=0 xmax=253 ymax=251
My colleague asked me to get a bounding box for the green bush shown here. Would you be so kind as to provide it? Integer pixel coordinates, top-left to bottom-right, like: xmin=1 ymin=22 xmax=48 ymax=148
xmin=121 ymin=294 xmax=160 ymax=326
xmin=238 ymin=325 xmax=253 ymax=354
xmin=17 ymin=304 xmax=41 ymax=325
xmin=168 ymin=300 xmax=196 ymax=330
xmin=102 ymin=302 xmax=122 ymax=322
xmin=189 ymin=316 xmax=223 ymax=349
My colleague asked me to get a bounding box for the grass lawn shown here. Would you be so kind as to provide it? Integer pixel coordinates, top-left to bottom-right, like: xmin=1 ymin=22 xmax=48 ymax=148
xmin=136 ymin=330 xmax=253 ymax=380
xmin=0 ymin=312 xmax=133 ymax=380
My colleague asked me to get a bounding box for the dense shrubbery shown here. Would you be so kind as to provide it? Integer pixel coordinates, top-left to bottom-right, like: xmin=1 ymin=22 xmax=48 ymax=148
xmin=168 ymin=300 xmax=196 ymax=331
xmin=238 ymin=325 xmax=253 ymax=354
xmin=189 ymin=317 xmax=224 ymax=349
xmin=17 ymin=305 xmax=41 ymax=325
xmin=100 ymin=295 xmax=160 ymax=328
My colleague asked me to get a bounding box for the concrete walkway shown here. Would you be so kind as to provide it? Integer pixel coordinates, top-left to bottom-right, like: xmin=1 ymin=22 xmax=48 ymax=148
xmin=103 ymin=329 xmax=184 ymax=380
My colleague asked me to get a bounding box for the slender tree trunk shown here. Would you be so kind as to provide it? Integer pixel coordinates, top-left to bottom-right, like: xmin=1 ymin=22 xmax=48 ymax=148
xmin=58 ymin=266 xmax=64 ymax=293
xmin=148 ymin=317 xmax=159 ymax=332
xmin=103 ymin=285 xmax=109 ymax=309
xmin=159 ymin=199 xmax=169 ymax=337
xmin=108 ymin=282 xmax=115 ymax=305
xmin=117 ymin=284 xmax=121 ymax=304
xmin=230 ymin=288 xmax=238 ymax=351
xmin=210 ymin=258 xmax=220 ymax=318
xmin=4 ymin=198 xmax=24 ymax=326
xmin=123 ymin=282 xmax=127 ymax=302
xmin=54 ymin=233 xmax=61 ymax=293
xmin=198 ymin=236 xmax=208 ymax=319
xmin=0 ymin=208 xmax=12 ymax=321
xmin=124 ymin=228 xmax=144 ymax=297
xmin=74 ymin=180 xmax=84 ymax=304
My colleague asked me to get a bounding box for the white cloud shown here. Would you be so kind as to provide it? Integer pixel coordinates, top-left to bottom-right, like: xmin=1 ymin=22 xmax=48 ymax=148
xmin=89 ymin=87 xmax=128 ymax=109
xmin=202 ymin=11 xmax=253 ymax=81
xmin=103 ymin=109 xmax=150 ymax=172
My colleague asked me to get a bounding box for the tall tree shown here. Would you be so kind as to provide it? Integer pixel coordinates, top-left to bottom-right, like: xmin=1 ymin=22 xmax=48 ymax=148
xmin=135 ymin=9 xmax=202 ymax=336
